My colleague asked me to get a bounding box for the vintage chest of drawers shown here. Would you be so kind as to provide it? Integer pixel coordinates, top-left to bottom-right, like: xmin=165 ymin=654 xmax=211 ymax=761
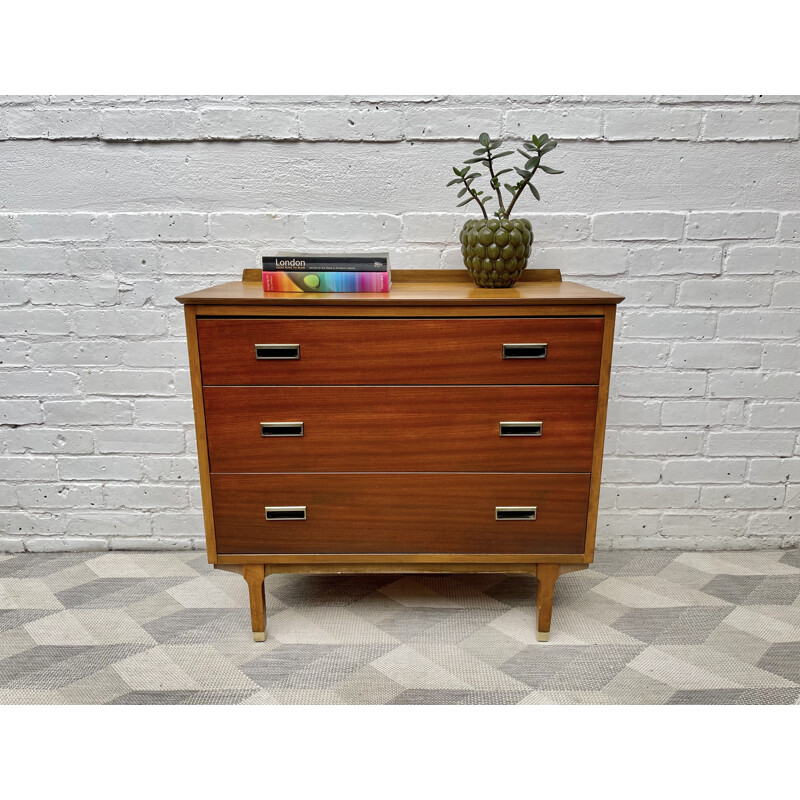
xmin=177 ymin=268 xmax=623 ymax=641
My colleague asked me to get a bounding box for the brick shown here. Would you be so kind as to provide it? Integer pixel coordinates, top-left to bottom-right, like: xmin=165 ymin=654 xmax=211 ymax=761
xmin=59 ymin=456 xmax=143 ymax=481
xmin=1 ymin=308 xmax=70 ymax=335
xmin=0 ymin=247 xmax=68 ymax=274
xmin=615 ymin=370 xmax=706 ymax=398
xmin=612 ymin=341 xmax=669 ymax=368
xmin=606 ymin=399 xmax=661 ymax=426
xmin=0 ymin=511 xmax=66 ymax=536
xmin=390 ymin=247 xmax=441 ymax=269
xmin=16 ymin=213 xmax=108 ymax=242
xmin=662 ymin=459 xmax=747 ymax=484
xmin=0 ymin=279 xmax=27 ymax=304
xmin=610 ymin=280 xmax=676 ymax=306
xmin=623 ymin=311 xmax=716 ymax=340
xmin=709 ymin=371 xmax=800 ymax=399
xmin=305 ymin=213 xmax=401 ymax=243
xmin=0 ymin=456 xmax=57 ymax=480
xmin=4 ymin=108 xmax=101 ymax=138
xmin=28 ymin=278 xmax=118 ymax=306
xmin=749 ymin=403 xmax=800 ymax=428
xmin=592 ymin=212 xmax=684 ymax=241
xmin=97 ymin=428 xmax=184 ymax=454
xmin=596 ymin=513 xmax=662 ymax=539
xmin=142 ymin=457 xmax=198 ymax=482
xmin=762 ymin=344 xmax=800 ymax=371
xmin=700 ymin=485 xmax=785 ymax=509
xmin=660 ymin=513 xmax=748 ymax=538
xmin=605 ymin=108 xmax=701 ymax=140
xmin=134 ymin=399 xmax=193 ymax=424
xmin=1 ymin=370 xmax=78 ymax=395
xmin=405 ymin=107 xmax=502 ymax=140
xmin=670 ymin=342 xmax=761 ymax=369
xmin=17 ymin=483 xmax=103 ymax=509
xmin=31 ymin=340 xmax=123 ymax=367
xmin=101 ymin=109 xmax=200 ymax=140
xmin=726 ymin=246 xmax=800 ymax=274
xmin=703 ymin=107 xmax=799 ymax=140
xmin=111 ymin=213 xmax=207 ymax=242
xmin=717 ymin=311 xmax=800 ymax=339
xmin=0 ymin=340 xmax=29 ymax=365
xmin=82 ymin=369 xmax=173 ymax=396
xmin=103 ymin=484 xmax=189 ymax=509
xmin=629 ymin=246 xmax=722 ymax=276
xmin=151 ymin=512 xmax=204 ymax=535
xmin=0 ymin=399 xmax=42 ymax=425
xmin=747 ymin=512 xmax=800 ymax=538
xmin=109 ymin=537 xmax=192 ymax=551
xmin=706 ymin=431 xmax=794 ymax=457
xmin=772 ymin=281 xmax=800 ymax=307
xmin=504 ymin=107 xmax=602 ymax=140
xmin=618 ymin=431 xmax=703 ymax=456
xmin=2 ymin=428 xmax=94 ymax=454
xmin=527 ymin=214 xmax=590 ymax=242
xmin=602 ymin=458 xmax=662 ymax=483
xmin=401 ymin=214 xmax=459 ymax=243
xmin=159 ymin=246 xmax=258 ymax=274
xmin=72 ymin=309 xmax=167 ymax=337
xmin=66 ymin=512 xmax=150 ymax=536
xmin=28 ymin=537 xmax=109 ymax=552
xmin=302 ymin=108 xmax=403 ymax=140
xmin=616 ymin=486 xmax=700 ymax=509
xmin=661 ymin=400 xmax=728 ymax=426
xmin=778 ymin=213 xmax=800 ymax=241
xmin=530 ymin=246 xmax=627 ymax=275
xmin=208 ymin=212 xmax=303 ymax=241
xmin=123 ymin=341 xmax=187 ymax=368
xmin=0 ymin=214 xmax=14 ymax=240
xmin=0 ymin=537 xmax=25 ymax=553
xmin=43 ymin=399 xmax=132 ymax=425
xmin=200 ymin=107 xmax=299 ymax=139
xmin=687 ymin=211 xmax=778 ymax=240
xmin=678 ymin=279 xmax=770 ymax=307
xmin=66 ymin=247 xmax=159 ymax=274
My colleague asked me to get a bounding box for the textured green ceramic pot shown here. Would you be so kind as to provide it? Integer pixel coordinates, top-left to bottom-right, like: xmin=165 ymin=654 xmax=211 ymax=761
xmin=459 ymin=218 xmax=533 ymax=288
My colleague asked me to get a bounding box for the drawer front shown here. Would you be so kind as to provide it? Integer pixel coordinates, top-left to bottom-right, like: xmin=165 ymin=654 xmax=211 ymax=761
xmin=204 ymin=386 xmax=597 ymax=473
xmin=211 ymin=473 xmax=590 ymax=555
xmin=197 ymin=317 xmax=604 ymax=386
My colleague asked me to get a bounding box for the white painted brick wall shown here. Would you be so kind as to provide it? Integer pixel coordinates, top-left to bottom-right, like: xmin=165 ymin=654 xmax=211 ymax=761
xmin=1 ymin=94 xmax=799 ymax=552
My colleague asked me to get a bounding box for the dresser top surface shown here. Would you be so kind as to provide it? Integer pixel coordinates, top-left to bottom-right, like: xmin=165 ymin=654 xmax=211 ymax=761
xmin=177 ymin=270 xmax=624 ymax=307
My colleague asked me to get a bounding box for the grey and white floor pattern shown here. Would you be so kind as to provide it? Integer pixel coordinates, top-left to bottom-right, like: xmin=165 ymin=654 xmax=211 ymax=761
xmin=1 ymin=550 xmax=798 ymax=704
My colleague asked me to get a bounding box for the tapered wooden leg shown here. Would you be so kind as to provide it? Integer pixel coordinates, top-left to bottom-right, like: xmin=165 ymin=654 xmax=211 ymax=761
xmin=243 ymin=564 xmax=266 ymax=641
xmin=535 ymin=563 xmax=560 ymax=642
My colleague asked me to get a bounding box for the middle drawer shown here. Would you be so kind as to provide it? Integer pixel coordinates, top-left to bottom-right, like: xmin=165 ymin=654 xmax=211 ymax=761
xmin=204 ymin=386 xmax=598 ymax=473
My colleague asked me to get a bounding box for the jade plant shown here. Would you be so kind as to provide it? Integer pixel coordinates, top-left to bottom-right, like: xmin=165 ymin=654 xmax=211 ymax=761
xmin=448 ymin=132 xmax=564 ymax=288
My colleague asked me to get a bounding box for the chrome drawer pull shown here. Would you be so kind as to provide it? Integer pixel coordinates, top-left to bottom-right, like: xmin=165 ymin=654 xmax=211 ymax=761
xmin=499 ymin=421 xmax=543 ymax=437
xmin=255 ymin=343 xmax=300 ymax=360
xmin=261 ymin=422 xmax=304 ymax=437
xmin=265 ymin=506 xmax=306 ymax=521
xmin=495 ymin=506 xmax=537 ymax=521
xmin=502 ymin=343 xmax=547 ymax=359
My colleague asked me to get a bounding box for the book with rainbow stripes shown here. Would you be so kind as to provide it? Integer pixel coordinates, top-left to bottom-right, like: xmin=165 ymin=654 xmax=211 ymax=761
xmin=261 ymin=252 xmax=391 ymax=293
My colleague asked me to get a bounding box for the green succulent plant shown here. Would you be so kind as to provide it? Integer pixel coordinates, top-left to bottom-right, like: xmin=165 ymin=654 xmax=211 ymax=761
xmin=447 ymin=131 xmax=564 ymax=220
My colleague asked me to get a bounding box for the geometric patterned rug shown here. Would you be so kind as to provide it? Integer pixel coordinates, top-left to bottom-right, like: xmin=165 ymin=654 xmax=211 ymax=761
xmin=1 ymin=550 xmax=799 ymax=705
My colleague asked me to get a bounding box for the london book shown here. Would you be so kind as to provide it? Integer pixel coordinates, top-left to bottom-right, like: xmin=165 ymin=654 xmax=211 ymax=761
xmin=262 ymin=252 xmax=390 ymax=273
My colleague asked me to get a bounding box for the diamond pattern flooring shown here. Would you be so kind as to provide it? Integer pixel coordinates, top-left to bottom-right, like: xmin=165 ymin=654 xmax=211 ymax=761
xmin=1 ymin=550 xmax=799 ymax=704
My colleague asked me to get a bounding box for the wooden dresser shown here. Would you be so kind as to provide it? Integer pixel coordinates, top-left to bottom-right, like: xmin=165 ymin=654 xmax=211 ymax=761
xmin=177 ymin=269 xmax=623 ymax=642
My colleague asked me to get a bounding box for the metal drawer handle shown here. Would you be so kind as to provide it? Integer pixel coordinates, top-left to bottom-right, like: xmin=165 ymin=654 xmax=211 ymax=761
xmin=502 ymin=343 xmax=547 ymax=359
xmin=255 ymin=343 xmax=300 ymax=360
xmin=499 ymin=421 xmax=543 ymax=437
xmin=261 ymin=422 xmax=304 ymax=437
xmin=265 ymin=506 xmax=306 ymax=521
xmin=495 ymin=506 xmax=537 ymax=521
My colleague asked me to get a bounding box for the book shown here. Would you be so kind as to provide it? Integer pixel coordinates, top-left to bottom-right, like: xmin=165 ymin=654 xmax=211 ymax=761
xmin=262 ymin=252 xmax=389 ymax=273
xmin=262 ymin=270 xmax=391 ymax=293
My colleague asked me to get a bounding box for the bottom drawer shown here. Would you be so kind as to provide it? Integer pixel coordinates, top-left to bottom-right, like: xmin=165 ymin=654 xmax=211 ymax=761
xmin=211 ymin=473 xmax=590 ymax=555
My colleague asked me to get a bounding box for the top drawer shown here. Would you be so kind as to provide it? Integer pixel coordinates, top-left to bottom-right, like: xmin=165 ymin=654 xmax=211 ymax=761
xmin=197 ymin=317 xmax=604 ymax=386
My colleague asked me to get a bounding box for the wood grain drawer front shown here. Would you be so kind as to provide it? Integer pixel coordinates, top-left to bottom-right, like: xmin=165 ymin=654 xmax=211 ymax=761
xmin=211 ymin=473 xmax=590 ymax=555
xmin=204 ymin=386 xmax=598 ymax=473
xmin=197 ymin=317 xmax=604 ymax=386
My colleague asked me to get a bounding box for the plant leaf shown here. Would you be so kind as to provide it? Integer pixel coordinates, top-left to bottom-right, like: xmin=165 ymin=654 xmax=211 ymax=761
xmin=458 ymin=187 xmax=468 ymax=197
xmin=464 ymin=157 xmax=484 ymax=164
xmin=516 ymin=149 xmax=530 ymax=159
xmin=539 ymin=164 xmax=564 ymax=174
xmin=529 ymin=184 xmax=541 ymax=200
xmin=472 ymin=147 xmax=487 ymax=155
xmin=504 ymin=183 xmax=517 ymax=194
xmin=479 ymin=132 xmax=491 ymax=147
xmin=530 ymin=134 xmax=540 ymax=147
xmin=495 ymin=168 xmax=513 ymax=177
xmin=523 ymin=142 xmax=538 ymax=151
xmin=452 ymin=167 xmax=461 ymax=175
xmin=457 ymin=197 xmax=476 ymax=207
xmin=492 ymin=151 xmax=514 ymax=158
xmin=525 ymin=157 xmax=540 ymax=170
xmin=540 ymin=141 xmax=558 ymax=154
xmin=514 ymin=166 xmax=532 ymax=179
xmin=446 ymin=178 xmax=461 ymax=186
xmin=539 ymin=133 xmax=550 ymax=145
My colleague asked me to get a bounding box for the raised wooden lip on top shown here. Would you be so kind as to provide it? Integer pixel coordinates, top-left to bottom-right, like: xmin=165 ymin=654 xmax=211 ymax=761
xmin=176 ymin=268 xmax=625 ymax=307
